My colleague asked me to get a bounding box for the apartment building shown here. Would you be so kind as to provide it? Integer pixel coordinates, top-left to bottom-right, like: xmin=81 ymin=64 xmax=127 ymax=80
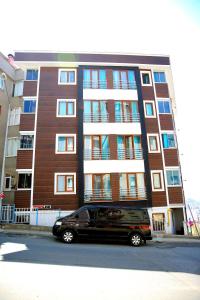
xmin=0 ymin=53 xmax=24 ymax=205
xmin=4 ymin=51 xmax=185 ymax=234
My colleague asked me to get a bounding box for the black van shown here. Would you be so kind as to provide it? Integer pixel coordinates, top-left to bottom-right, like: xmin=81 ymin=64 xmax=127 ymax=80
xmin=52 ymin=205 xmax=152 ymax=246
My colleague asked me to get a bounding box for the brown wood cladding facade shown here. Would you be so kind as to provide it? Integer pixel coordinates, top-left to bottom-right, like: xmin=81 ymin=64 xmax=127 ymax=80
xmin=16 ymin=150 xmax=33 ymax=169
xmin=20 ymin=114 xmax=35 ymax=131
xmin=33 ymin=67 xmax=79 ymax=210
xmin=15 ymin=190 xmax=31 ymax=208
xmin=23 ymin=81 xmax=37 ymax=96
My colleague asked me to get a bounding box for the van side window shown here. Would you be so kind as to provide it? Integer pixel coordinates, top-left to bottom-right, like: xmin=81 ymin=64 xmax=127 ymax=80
xmin=97 ymin=208 xmax=123 ymax=220
xmin=78 ymin=209 xmax=90 ymax=220
xmin=121 ymin=209 xmax=144 ymax=221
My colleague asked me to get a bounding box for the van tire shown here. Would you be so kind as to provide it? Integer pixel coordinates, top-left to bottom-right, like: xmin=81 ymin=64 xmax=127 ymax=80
xmin=62 ymin=230 xmax=75 ymax=243
xmin=130 ymin=233 xmax=142 ymax=247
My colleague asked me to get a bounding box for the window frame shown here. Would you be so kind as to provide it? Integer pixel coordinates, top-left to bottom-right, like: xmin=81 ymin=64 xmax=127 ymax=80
xmin=25 ymin=69 xmax=38 ymax=81
xmin=55 ymin=134 xmax=76 ymax=154
xmin=0 ymin=77 xmax=4 ymax=90
xmin=165 ymin=167 xmax=182 ymax=187
xmin=151 ymin=170 xmax=165 ymax=192
xmin=54 ymin=172 xmax=76 ymax=195
xmin=147 ymin=134 xmax=160 ymax=153
xmin=161 ymin=131 xmax=177 ymax=149
xmin=19 ymin=131 xmax=35 ymax=150
xmin=56 ymin=99 xmax=76 ymax=118
xmin=22 ymin=97 xmax=37 ymax=114
xmin=6 ymin=137 xmax=19 ymax=157
xmin=140 ymin=71 xmax=152 ymax=86
xmin=144 ymin=100 xmax=156 ymax=118
xmin=4 ymin=176 xmax=12 ymax=191
xmin=153 ymin=71 xmax=167 ymax=83
xmin=16 ymin=170 xmax=32 ymax=191
xmin=157 ymin=98 xmax=172 ymax=114
xmin=8 ymin=107 xmax=21 ymax=126
xmin=58 ymin=69 xmax=77 ymax=85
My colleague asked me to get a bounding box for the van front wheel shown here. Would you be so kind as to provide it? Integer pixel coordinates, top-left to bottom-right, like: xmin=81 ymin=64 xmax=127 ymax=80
xmin=130 ymin=233 xmax=142 ymax=247
xmin=62 ymin=230 xmax=74 ymax=243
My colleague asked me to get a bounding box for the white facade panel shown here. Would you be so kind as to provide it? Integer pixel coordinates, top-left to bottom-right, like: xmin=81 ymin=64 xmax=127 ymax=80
xmin=84 ymin=160 xmax=145 ymax=174
xmin=83 ymin=89 xmax=138 ymax=100
xmin=84 ymin=123 xmax=141 ymax=135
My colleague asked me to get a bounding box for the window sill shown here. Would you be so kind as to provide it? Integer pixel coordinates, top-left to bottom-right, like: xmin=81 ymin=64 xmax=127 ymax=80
xmin=54 ymin=191 xmax=76 ymax=195
xmin=17 ymin=188 xmax=32 ymax=191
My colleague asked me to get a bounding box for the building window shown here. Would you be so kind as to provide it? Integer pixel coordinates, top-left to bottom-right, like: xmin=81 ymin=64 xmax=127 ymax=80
xmin=115 ymin=101 xmax=139 ymax=122
xmin=57 ymin=99 xmax=76 ymax=117
xmin=23 ymin=98 xmax=36 ymax=113
xmin=151 ymin=170 xmax=164 ymax=191
xmin=84 ymin=174 xmax=111 ymax=201
xmin=153 ymin=72 xmax=166 ymax=83
xmin=84 ymin=100 xmax=108 ymax=122
xmin=20 ymin=134 xmax=34 ymax=149
xmin=117 ymin=136 xmax=142 ymax=159
xmin=120 ymin=173 xmax=146 ymax=199
xmin=0 ymin=77 xmax=4 ymax=90
xmin=166 ymin=169 xmax=181 ymax=187
xmin=140 ymin=71 xmax=152 ymax=86
xmin=4 ymin=176 xmax=11 ymax=191
xmin=8 ymin=108 xmax=21 ymax=126
xmin=113 ymin=70 xmax=136 ymax=89
xmin=144 ymin=101 xmax=156 ymax=118
xmin=13 ymin=81 xmax=24 ymax=96
xmin=18 ymin=173 xmax=32 ymax=189
xmin=58 ymin=69 xmax=76 ymax=85
xmin=162 ymin=133 xmax=176 ymax=149
xmin=84 ymin=135 xmax=110 ymax=160
xmin=158 ymin=99 xmax=171 ymax=114
xmin=6 ymin=137 xmax=19 ymax=157
xmin=147 ymin=134 xmax=160 ymax=153
xmin=56 ymin=134 xmax=76 ymax=154
xmin=54 ymin=173 xmax=76 ymax=194
xmin=83 ymin=69 xmax=107 ymax=89
xmin=26 ymin=69 xmax=38 ymax=81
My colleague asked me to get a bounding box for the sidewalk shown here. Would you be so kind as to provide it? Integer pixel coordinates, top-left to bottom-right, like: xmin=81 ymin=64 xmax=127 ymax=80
xmin=1 ymin=224 xmax=200 ymax=242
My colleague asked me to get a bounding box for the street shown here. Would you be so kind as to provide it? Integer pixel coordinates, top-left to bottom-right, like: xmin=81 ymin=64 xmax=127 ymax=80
xmin=0 ymin=233 xmax=200 ymax=300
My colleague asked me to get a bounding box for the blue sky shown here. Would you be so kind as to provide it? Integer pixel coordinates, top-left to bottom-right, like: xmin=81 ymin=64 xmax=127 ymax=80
xmin=2 ymin=0 xmax=200 ymax=205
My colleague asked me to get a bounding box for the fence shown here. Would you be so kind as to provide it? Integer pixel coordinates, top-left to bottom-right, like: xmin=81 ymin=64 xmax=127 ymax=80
xmin=0 ymin=206 xmax=73 ymax=226
xmin=152 ymin=220 xmax=166 ymax=232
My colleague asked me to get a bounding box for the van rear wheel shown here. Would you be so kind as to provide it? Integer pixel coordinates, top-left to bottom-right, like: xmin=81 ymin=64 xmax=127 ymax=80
xmin=62 ymin=230 xmax=74 ymax=243
xmin=130 ymin=233 xmax=142 ymax=247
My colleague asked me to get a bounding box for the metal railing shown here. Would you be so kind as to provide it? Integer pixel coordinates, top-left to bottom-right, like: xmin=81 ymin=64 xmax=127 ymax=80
xmin=84 ymin=113 xmax=109 ymax=123
xmin=117 ymin=148 xmax=143 ymax=160
xmin=83 ymin=80 xmax=107 ymax=89
xmin=84 ymin=189 xmax=112 ymax=202
xmin=115 ymin=113 xmax=140 ymax=123
xmin=120 ymin=188 xmax=147 ymax=200
xmin=84 ymin=149 xmax=110 ymax=160
xmin=152 ymin=220 xmax=166 ymax=232
xmin=113 ymin=80 xmax=137 ymax=90
xmin=15 ymin=208 xmax=30 ymax=224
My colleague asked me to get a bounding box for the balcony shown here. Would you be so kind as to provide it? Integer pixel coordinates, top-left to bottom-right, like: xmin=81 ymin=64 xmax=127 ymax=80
xmin=115 ymin=113 xmax=140 ymax=123
xmin=118 ymin=148 xmax=143 ymax=160
xmin=113 ymin=80 xmax=137 ymax=90
xmin=83 ymin=80 xmax=107 ymax=89
xmin=84 ymin=149 xmax=110 ymax=160
xmin=84 ymin=189 xmax=112 ymax=202
xmin=120 ymin=187 xmax=147 ymax=200
xmin=84 ymin=113 xmax=109 ymax=123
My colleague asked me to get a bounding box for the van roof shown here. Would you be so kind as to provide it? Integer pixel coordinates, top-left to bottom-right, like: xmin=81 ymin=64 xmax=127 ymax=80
xmin=84 ymin=204 xmax=147 ymax=210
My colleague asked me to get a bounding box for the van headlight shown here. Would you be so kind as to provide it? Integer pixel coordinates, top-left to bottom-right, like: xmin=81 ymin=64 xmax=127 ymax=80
xmin=55 ymin=221 xmax=62 ymax=226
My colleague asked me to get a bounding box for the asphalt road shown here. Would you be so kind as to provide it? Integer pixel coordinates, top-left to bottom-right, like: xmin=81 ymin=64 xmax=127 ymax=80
xmin=0 ymin=233 xmax=200 ymax=300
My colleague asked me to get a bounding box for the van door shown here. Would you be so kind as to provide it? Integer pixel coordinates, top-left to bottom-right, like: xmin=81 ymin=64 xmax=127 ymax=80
xmin=75 ymin=208 xmax=96 ymax=237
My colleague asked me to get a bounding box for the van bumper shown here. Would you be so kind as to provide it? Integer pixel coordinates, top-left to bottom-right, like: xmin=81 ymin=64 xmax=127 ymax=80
xmin=52 ymin=225 xmax=62 ymax=237
xmin=145 ymin=236 xmax=152 ymax=241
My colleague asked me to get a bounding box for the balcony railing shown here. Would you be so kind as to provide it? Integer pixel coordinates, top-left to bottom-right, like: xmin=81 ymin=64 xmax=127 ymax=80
xmin=84 ymin=189 xmax=112 ymax=202
xmin=117 ymin=148 xmax=143 ymax=160
xmin=120 ymin=188 xmax=147 ymax=200
xmin=113 ymin=80 xmax=137 ymax=90
xmin=115 ymin=113 xmax=140 ymax=123
xmin=83 ymin=80 xmax=107 ymax=89
xmin=84 ymin=113 xmax=109 ymax=123
xmin=84 ymin=149 xmax=110 ymax=160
